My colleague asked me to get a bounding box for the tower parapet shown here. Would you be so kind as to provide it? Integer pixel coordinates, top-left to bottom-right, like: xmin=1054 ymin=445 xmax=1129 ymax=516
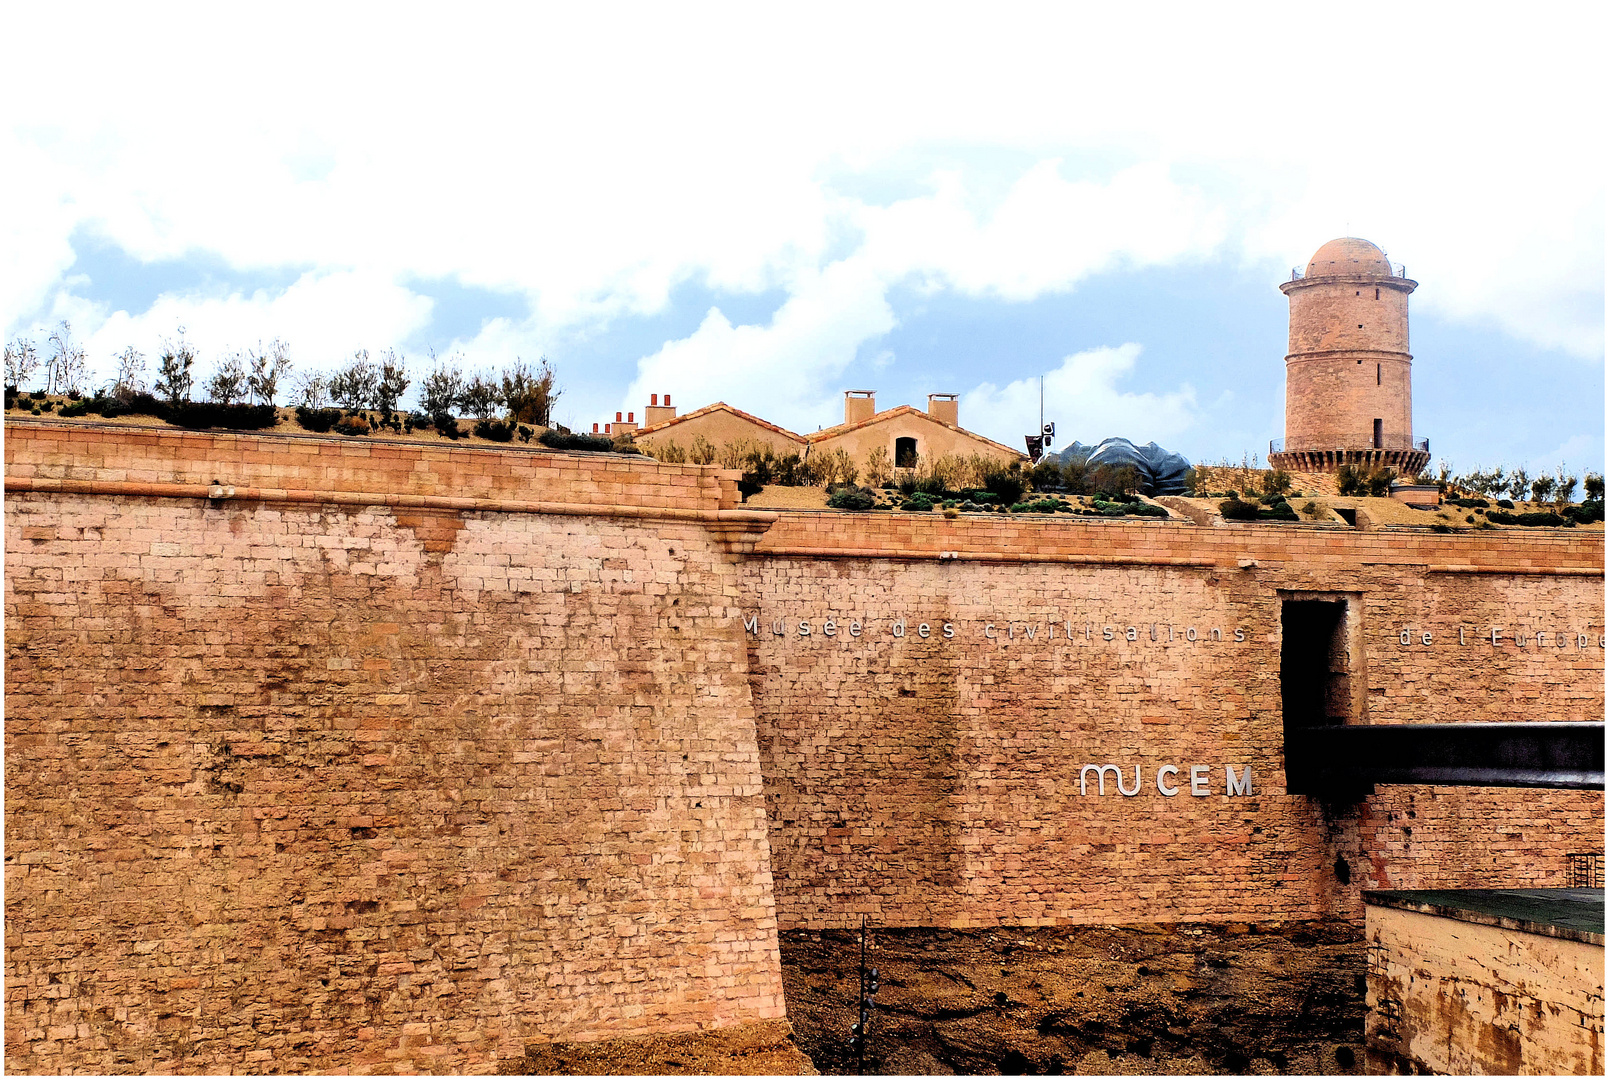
xmin=1269 ymin=237 xmax=1430 ymax=475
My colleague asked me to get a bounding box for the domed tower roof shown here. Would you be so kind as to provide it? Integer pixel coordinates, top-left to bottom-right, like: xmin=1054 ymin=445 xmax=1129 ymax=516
xmin=1305 ymin=237 xmax=1392 ymax=278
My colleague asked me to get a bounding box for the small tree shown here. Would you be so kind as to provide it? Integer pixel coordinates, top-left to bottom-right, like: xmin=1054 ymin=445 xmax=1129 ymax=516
xmin=1554 ymin=467 xmax=1579 ymax=506
xmin=329 ymin=350 xmax=379 ymax=410
xmin=1506 ymin=467 xmax=1530 ymax=503
xmin=111 ymin=345 xmax=146 ymax=399
xmin=247 ymin=339 xmax=294 ymax=406
xmin=1584 ymin=471 xmax=1604 ymax=503
xmin=1062 ymin=458 xmax=1091 ymax=495
xmin=205 ymin=351 xmax=249 ymax=405
xmin=44 ymin=321 xmax=88 ymax=396
xmin=374 ymin=348 xmax=410 ymax=417
xmin=419 ymin=352 xmax=465 ymax=418
xmin=1529 ymin=474 xmax=1555 ymax=504
xmin=1335 ymin=464 xmax=1362 ymax=496
xmin=458 ymin=372 xmax=502 ymax=420
xmin=1261 ymin=468 xmax=1293 ymax=498
xmin=5 ymin=336 xmax=40 ymax=390
xmin=153 ymin=331 xmax=197 ymax=405
xmin=293 ymin=371 xmax=330 ymax=409
xmin=501 ymin=357 xmax=559 ymax=425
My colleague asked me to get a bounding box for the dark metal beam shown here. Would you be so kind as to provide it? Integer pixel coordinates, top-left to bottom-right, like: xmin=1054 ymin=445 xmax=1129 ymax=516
xmin=1285 ymin=722 xmax=1605 ymax=796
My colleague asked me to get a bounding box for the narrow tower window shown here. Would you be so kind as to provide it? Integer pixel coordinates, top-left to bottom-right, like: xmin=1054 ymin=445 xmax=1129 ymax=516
xmin=1377 ymin=364 xmax=1381 ymax=386
xmin=1375 ymin=288 xmax=1380 ymax=300
xmin=1373 ymin=419 xmax=1383 ymax=448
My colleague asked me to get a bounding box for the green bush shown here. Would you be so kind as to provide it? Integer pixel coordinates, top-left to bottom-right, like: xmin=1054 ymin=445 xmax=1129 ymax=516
xmin=1496 ymin=499 xmax=1515 ymax=509
xmin=168 ymin=402 xmax=278 ymax=430
xmin=901 ymin=492 xmax=936 ymax=512
xmin=982 ymin=465 xmax=1025 ymax=507
xmin=58 ymin=399 xmax=89 ymax=418
xmin=474 ymin=418 xmax=516 ymax=442
xmin=1487 ymin=509 xmax=1566 ymax=527
xmin=538 ymin=428 xmax=617 ymax=453
xmin=827 ymin=487 xmax=877 ymax=511
xmin=296 ymin=406 xmax=341 ymax=433
xmin=1567 ymin=500 xmax=1604 ymax=524
xmin=1219 ymin=497 xmax=1261 ymax=521
xmin=1336 ymin=464 xmax=1392 ymax=497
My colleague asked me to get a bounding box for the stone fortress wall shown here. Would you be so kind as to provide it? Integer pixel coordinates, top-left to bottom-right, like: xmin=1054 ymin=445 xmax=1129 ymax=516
xmin=4 ymin=425 xmax=784 ymax=1073
xmin=6 ymin=423 xmax=1604 ymax=1072
xmin=742 ymin=514 xmax=1603 ymax=930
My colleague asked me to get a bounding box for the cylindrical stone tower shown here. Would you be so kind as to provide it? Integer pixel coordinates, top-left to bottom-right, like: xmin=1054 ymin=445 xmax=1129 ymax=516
xmin=1268 ymin=237 xmax=1429 ymax=475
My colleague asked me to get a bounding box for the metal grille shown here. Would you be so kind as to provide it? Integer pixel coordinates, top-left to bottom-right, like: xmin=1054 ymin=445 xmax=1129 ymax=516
xmin=1567 ymin=852 xmax=1603 ymax=888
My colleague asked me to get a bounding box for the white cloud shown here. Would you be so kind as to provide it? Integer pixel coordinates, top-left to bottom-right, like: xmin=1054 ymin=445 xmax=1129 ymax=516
xmin=961 ymin=344 xmax=1199 ymax=450
xmin=65 ymin=271 xmax=435 ymax=390
xmin=1 ymin=5 xmax=1600 ymax=402
xmin=623 ymin=258 xmax=895 ymax=433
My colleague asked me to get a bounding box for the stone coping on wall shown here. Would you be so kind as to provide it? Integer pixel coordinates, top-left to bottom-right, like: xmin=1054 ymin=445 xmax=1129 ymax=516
xmin=1363 ymin=888 xmax=1605 ymax=945
xmin=751 ymin=508 xmax=1604 ymax=575
xmin=5 ymin=418 xmax=1604 ymax=577
xmin=3 ymin=417 xmax=751 ymax=518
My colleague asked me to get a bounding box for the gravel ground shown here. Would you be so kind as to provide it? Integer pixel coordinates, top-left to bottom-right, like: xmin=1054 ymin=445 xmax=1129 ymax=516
xmin=780 ymin=922 xmax=1366 ymax=1076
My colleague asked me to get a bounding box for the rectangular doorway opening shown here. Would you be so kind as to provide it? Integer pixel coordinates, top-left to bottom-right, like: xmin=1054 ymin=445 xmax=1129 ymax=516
xmin=1281 ymin=597 xmax=1357 ymax=796
xmin=1281 ymin=599 xmax=1349 ymax=734
xmin=1372 ymin=419 xmax=1383 ymax=448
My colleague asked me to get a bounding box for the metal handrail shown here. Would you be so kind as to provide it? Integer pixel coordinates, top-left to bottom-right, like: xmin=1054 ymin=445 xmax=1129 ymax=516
xmin=1270 ymin=435 xmax=1429 ymax=455
xmin=1287 ymin=263 xmax=1409 ymax=282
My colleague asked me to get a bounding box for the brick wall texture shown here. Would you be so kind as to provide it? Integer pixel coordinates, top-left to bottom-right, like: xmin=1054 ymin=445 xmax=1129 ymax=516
xmin=5 ymin=425 xmax=781 ymax=1073
xmin=6 ymin=422 xmax=1604 ymax=1072
xmin=1283 ymin=278 xmax=1415 ymax=448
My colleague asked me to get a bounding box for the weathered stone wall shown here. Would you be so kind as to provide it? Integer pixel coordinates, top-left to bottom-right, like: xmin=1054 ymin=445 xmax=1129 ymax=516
xmin=741 ymin=512 xmax=1604 ymax=930
xmin=5 ymin=424 xmax=784 ymax=1073
xmin=1283 ymin=273 xmax=1415 ymax=449
xmin=1365 ymin=904 xmax=1603 ymax=1075
xmin=6 ymin=421 xmax=1605 ymax=1071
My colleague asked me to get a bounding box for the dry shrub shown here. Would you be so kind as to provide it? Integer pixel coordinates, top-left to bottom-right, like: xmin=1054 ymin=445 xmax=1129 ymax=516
xmin=815 ymin=447 xmax=858 ymax=487
xmin=650 ymin=439 xmax=688 ymax=464
xmin=864 ymin=445 xmax=892 ymax=487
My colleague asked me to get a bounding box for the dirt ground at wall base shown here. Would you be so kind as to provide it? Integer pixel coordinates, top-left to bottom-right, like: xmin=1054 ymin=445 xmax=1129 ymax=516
xmin=507 ymin=1019 xmax=817 ymax=1075
xmin=780 ymin=922 xmax=1366 ymax=1076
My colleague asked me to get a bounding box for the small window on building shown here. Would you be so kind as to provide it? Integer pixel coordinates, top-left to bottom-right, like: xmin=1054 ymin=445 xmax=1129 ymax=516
xmin=895 ymin=436 xmax=917 ymax=468
xmin=1358 ymin=324 xmax=1364 ymax=329
xmin=1377 ymin=364 xmax=1381 ymax=386
xmin=1375 ymin=288 xmax=1380 ymax=300
xmin=1373 ymin=419 xmax=1383 ymax=448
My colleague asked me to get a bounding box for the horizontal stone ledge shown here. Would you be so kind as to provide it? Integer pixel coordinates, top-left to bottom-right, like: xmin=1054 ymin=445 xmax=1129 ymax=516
xmin=1424 ymin=563 xmax=1603 ymax=578
xmin=4 ymin=476 xmax=779 ymax=528
xmin=751 ymin=544 xmax=1220 ymax=568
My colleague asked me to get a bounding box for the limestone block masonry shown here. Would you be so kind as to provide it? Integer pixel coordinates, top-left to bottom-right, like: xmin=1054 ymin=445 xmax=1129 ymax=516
xmin=5 ymin=420 xmax=1604 ymax=1073
xmin=1273 ymin=237 xmax=1428 ymax=474
xmin=5 ymin=424 xmax=783 ymax=1073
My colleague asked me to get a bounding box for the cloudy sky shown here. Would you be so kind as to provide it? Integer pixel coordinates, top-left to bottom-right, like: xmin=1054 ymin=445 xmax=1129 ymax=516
xmin=4 ymin=6 xmax=1603 ymax=474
